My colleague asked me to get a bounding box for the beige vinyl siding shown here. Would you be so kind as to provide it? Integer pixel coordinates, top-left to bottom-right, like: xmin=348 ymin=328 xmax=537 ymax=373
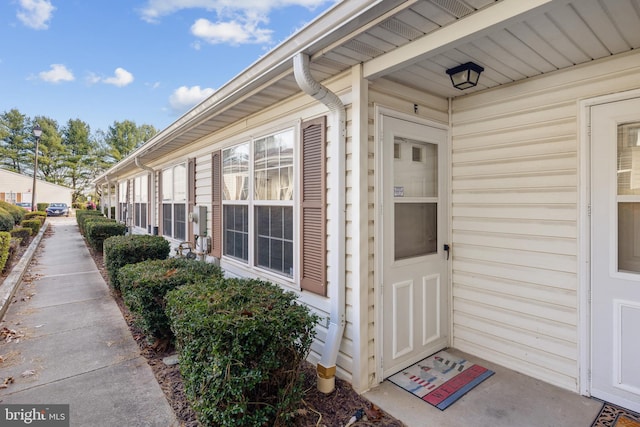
xmin=450 ymin=49 xmax=640 ymax=392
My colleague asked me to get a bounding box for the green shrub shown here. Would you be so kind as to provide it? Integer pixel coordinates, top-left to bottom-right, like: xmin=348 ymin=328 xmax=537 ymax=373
xmin=119 ymin=258 xmax=223 ymax=340
xmin=0 ymin=208 xmax=13 ymax=232
xmin=166 ymin=278 xmax=318 ymax=427
xmin=20 ymin=219 xmax=41 ymax=236
xmin=0 ymin=201 xmax=25 ymax=224
xmin=76 ymin=210 xmax=106 ymax=235
xmin=85 ymin=220 xmax=125 ymax=252
xmin=25 ymin=211 xmax=46 ymax=223
xmin=37 ymin=202 xmax=49 ymax=212
xmin=103 ymin=235 xmax=170 ymax=291
xmin=0 ymin=232 xmax=10 ymax=272
xmin=72 ymin=202 xmax=84 ymax=210
xmin=10 ymin=227 xmax=32 ymax=246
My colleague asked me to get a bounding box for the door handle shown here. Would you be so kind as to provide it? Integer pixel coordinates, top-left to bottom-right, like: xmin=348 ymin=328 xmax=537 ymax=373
xmin=444 ymin=244 xmax=450 ymax=260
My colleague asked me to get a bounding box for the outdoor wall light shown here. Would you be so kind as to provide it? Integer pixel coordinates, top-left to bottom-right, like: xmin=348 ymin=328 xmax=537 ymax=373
xmin=446 ymin=62 xmax=484 ymax=90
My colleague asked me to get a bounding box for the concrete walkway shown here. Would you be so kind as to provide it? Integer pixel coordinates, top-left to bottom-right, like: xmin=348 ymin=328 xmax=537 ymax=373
xmin=0 ymin=217 xmax=178 ymax=426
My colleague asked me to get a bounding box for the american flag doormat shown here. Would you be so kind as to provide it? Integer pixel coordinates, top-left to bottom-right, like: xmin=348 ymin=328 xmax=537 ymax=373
xmin=388 ymin=350 xmax=494 ymax=410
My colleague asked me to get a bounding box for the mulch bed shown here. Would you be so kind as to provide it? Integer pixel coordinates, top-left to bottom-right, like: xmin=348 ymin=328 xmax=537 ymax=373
xmin=30 ymin=223 xmax=405 ymax=427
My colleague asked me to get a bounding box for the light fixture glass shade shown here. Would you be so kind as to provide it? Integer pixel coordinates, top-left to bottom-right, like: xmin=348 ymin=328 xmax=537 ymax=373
xmin=446 ymin=62 xmax=484 ymax=90
xmin=33 ymin=124 xmax=42 ymax=138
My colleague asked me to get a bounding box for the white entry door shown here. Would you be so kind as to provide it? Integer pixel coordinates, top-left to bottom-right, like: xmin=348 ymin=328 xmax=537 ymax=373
xmin=380 ymin=114 xmax=449 ymax=378
xmin=591 ymin=97 xmax=640 ymax=412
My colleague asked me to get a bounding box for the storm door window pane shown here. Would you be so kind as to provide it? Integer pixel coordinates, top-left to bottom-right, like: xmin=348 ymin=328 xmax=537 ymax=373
xmin=617 ymin=123 xmax=640 ymax=273
xmin=394 ymin=137 xmax=437 ymax=198
xmin=255 ymin=206 xmax=293 ymax=276
xmin=618 ymin=203 xmax=640 ymax=273
xmin=224 ymin=205 xmax=248 ymax=261
xmin=395 ymin=203 xmax=437 ymax=260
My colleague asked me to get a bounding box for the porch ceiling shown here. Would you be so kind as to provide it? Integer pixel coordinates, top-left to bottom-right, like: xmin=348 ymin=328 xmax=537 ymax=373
xmin=101 ymin=0 xmax=640 ymax=180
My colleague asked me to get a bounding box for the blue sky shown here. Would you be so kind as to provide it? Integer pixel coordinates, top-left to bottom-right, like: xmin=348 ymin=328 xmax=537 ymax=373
xmin=0 ymin=0 xmax=337 ymax=134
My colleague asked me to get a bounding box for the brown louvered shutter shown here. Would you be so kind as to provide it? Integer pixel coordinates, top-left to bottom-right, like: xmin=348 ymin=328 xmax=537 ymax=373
xmin=187 ymin=157 xmax=196 ymax=242
xmin=300 ymin=117 xmax=327 ymax=295
xmin=157 ymin=170 xmax=163 ymax=236
xmin=211 ymin=150 xmax=222 ymax=258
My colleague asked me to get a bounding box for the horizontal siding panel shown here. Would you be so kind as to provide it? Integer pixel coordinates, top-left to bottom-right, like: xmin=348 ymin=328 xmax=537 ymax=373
xmin=452 ymin=230 xmax=576 ymax=256
xmin=453 ymin=284 xmax=576 ymax=326
xmin=453 ymin=136 xmax=576 ymax=163
xmin=452 ymin=188 xmax=577 ymax=205
xmin=453 ymin=272 xmax=577 ymax=312
xmin=454 ymin=299 xmax=576 ymax=343
xmin=452 ymin=217 xmax=576 ymax=238
xmin=452 ymin=118 xmax=576 ymax=150
xmin=452 ymin=103 xmax=576 ymax=136
xmin=453 ymin=335 xmax=577 ymax=392
xmin=454 ymin=259 xmax=577 ymax=291
xmin=454 ymin=244 xmax=577 ymax=273
xmin=453 ymin=170 xmax=577 ymax=190
xmin=453 ymin=204 xmax=576 ymax=221
xmin=452 ymin=153 xmax=576 ymax=177
xmin=454 ymin=325 xmax=576 ymax=378
xmin=453 ymin=310 xmax=576 ymax=360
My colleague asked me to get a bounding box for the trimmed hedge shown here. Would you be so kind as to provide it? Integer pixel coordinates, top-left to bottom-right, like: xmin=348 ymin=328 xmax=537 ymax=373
xmin=20 ymin=219 xmax=41 ymax=236
xmin=0 ymin=232 xmax=10 ymax=272
xmin=36 ymin=203 xmax=48 ymax=212
xmin=0 ymin=208 xmax=13 ymax=232
xmin=0 ymin=201 xmax=25 ymax=224
xmin=166 ymin=278 xmax=318 ymax=427
xmin=119 ymin=258 xmax=223 ymax=340
xmin=103 ymin=235 xmax=170 ymax=291
xmin=25 ymin=211 xmax=46 ymax=224
xmin=85 ymin=219 xmax=125 ymax=252
xmin=10 ymin=227 xmax=32 ymax=246
xmin=76 ymin=210 xmax=105 ymax=235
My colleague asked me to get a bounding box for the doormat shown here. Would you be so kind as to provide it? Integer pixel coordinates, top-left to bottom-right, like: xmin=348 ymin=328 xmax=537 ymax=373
xmin=387 ymin=350 xmax=494 ymax=410
xmin=591 ymin=402 xmax=640 ymax=427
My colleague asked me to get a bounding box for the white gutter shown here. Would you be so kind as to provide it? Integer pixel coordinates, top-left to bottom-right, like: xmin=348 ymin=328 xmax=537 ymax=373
xmin=293 ymin=52 xmax=346 ymax=394
xmin=135 ymin=157 xmax=155 ymax=233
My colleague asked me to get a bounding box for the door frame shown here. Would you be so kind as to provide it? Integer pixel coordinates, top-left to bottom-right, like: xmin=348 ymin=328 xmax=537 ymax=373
xmin=579 ymin=88 xmax=640 ymax=397
xmin=374 ymin=105 xmax=451 ymax=383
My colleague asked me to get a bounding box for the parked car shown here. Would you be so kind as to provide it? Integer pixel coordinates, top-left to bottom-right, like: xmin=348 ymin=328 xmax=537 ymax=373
xmin=46 ymin=203 xmax=69 ymax=217
xmin=15 ymin=202 xmax=33 ymax=211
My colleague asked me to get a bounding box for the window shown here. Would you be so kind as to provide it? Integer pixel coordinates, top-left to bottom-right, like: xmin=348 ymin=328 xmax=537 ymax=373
xmin=162 ymin=164 xmax=186 ymax=240
xmin=222 ymin=129 xmax=295 ymax=277
xmin=118 ymin=181 xmax=128 ymax=223
xmin=134 ymin=175 xmax=148 ymax=229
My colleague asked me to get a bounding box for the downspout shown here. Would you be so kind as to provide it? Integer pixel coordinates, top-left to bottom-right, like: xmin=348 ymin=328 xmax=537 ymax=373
xmin=135 ymin=156 xmax=155 ymax=234
xmin=293 ymin=52 xmax=346 ymax=394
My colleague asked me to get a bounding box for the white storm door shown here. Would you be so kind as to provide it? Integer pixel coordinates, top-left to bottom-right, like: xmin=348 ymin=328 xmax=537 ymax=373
xmin=591 ymin=97 xmax=640 ymax=413
xmin=381 ymin=115 xmax=449 ymax=378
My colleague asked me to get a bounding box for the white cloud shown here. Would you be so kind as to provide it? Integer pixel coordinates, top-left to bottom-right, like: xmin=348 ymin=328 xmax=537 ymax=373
xmin=190 ymin=18 xmax=272 ymax=45
xmin=140 ymin=0 xmax=330 ymax=23
xmin=103 ymin=68 xmax=134 ymax=87
xmin=169 ymin=85 xmax=215 ymax=113
xmin=139 ymin=0 xmax=332 ymax=46
xmin=39 ymin=64 xmax=74 ymax=83
xmin=17 ymin=0 xmax=55 ymax=30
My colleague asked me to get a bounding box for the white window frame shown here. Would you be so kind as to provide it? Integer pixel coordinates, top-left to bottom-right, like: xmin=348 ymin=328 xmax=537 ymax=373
xmin=133 ymin=174 xmax=148 ymax=230
xmin=221 ymin=127 xmax=298 ymax=283
xmin=162 ymin=163 xmax=187 ymax=241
